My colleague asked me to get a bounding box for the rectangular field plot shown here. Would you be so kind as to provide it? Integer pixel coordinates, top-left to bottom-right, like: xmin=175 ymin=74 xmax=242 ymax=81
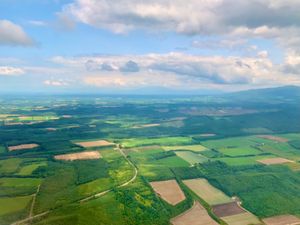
xmin=54 ymin=151 xmax=102 ymax=161
xmin=217 ymin=146 xmax=262 ymax=157
xmin=175 ymin=151 xmax=208 ymax=165
xmin=153 ymin=155 xmax=190 ymax=167
xmin=257 ymin=157 xmax=294 ymax=165
xmin=0 ymin=158 xmax=22 ymax=174
xmin=212 ymin=202 xmax=245 ymax=217
xmin=121 ymin=137 xmax=195 ymax=148
xmin=183 ymin=178 xmax=233 ymax=205
xmin=8 ymin=143 xmax=39 ymax=151
xmin=218 ymin=155 xmax=277 ymax=166
xmin=222 ymin=212 xmax=262 ymax=225
xmin=262 ymin=215 xmax=300 ymax=225
xmin=163 ymin=145 xmax=207 ymax=152
xmin=150 ymin=180 xmax=186 ymax=205
xmin=0 ymin=195 xmax=32 ymax=216
xmin=76 ymin=140 xmax=115 ymax=148
xmin=170 ymin=201 xmax=218 ymax=225
xmin=257 ymin=135 xmax=289 ymax=143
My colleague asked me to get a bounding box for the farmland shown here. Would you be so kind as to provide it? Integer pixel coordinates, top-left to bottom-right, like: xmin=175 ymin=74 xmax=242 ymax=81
xmin=0 ymin=87 xmax=300 ymax=224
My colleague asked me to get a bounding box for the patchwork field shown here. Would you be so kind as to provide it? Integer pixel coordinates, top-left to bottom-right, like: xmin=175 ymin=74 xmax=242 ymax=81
xmin=76 ymin=140 xmax=115 ymax=148
xmin=183 ymin=178 xmax=233 ymax=205
xmin=0 ymin=91 xmax=300 ymax=225
xmin=8 ymin=144 xmax=39 ymax=151
xmin=150 ymin=180 xmax=186 ymax=205
xmin=54 ymin=151 xmax=102 ymax=161
xmin=262 ymin=215 xmax=300 ymax=225
xmin=170 ymin=201 xmax=218 ymax=225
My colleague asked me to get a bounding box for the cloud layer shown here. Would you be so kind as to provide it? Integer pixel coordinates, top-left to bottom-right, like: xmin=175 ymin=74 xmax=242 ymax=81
xmin=0 ymin=20 xmax=34 ymax=46
xmin=50 ymin=52 xmax=300 ymax=90
xmin=62 ymin=0 xmax=300 ymax=36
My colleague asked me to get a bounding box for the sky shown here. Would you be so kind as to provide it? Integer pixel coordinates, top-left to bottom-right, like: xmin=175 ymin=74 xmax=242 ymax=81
xmin=0 ymin=0 xmax=300 ymax=94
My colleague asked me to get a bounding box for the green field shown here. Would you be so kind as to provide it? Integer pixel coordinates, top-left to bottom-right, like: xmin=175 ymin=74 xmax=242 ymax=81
xmin=175 ymin=151 xmax=208 ymax=165
xmin=0 ymin=158 xmax=22 ymax=174
xmin=183 ymin=178 xmax=233 ymax=205
xmin=121 ymin=137 xmax=195 ymax=148
xmin=17 ymin=162 xmax=47 ymax=176
xmin=0 ymin=196 xmax=32 ymax=216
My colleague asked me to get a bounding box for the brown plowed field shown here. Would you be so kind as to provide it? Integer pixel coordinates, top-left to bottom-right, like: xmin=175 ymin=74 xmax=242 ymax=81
xmin=262 ymin=215 xmax=300 ymax=225
xmin=150 ymin=180 xmax=186 ymax=205
xmin=212 ymin=202 xmax=245 ymax=217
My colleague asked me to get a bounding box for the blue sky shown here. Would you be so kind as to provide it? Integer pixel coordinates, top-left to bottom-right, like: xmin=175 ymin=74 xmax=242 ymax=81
xmin=0 ymin=0 xmax=300 ymax=94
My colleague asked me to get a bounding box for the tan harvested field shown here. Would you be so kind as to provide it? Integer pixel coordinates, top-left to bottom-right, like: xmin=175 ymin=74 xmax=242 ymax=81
xmin=257 ymin=157 xmax=294 ymax=165
xmin=262 ymin=215 xmax=300 ymax=225
xmin=76 ymin=140 xmax=115 ymax=148
xmin=257 ymin=135 xmax=288 ymax=143
xmin=150 ymin=180 xmax=186 ymax=205
xmin=222 ymin=212 xmax=262 ymax=225
xmin=212 ymin=202 xmax=245 ymax=217
xmin=8 ymin=144 xmax=39 ymax=151
xmin=183 ymin=178 xmax=233 ymax=205
xmin=54 ymin=151 xmax=102 ymax=161
xmin=170 ymin=201 xmax=218 ymax=225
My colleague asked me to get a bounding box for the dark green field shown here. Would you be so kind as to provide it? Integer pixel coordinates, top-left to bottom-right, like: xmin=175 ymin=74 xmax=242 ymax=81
xmin=1 ymin=86 xmax=300 ymax=225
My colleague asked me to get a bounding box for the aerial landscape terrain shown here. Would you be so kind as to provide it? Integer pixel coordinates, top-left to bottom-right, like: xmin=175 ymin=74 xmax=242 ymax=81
xmin=0 ymin=86 xmax=300 ymax=225
xmin=1 ymin=0 xmax=300 ymax=224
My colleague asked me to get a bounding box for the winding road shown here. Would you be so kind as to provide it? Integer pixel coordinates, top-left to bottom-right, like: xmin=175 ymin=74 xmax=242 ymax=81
xmin=11 ymin=144 xmax=138 ymax=225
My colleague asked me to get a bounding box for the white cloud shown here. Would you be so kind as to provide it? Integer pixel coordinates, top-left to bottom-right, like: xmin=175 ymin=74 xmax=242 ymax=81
xmin=0 ymin=66 xmax=25 ymax=76
xmin=51 ymin=52 xmax=300 ymax=89
xmin=44 ymin=79 xmax=69 ymax=86
xmin=61 ymin=0 xmax=300 ymax=36
xmin=0 ymin=20 xmax=34 ymax=46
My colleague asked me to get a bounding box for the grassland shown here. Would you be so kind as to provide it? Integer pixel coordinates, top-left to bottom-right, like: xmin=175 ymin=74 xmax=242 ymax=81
xmin=175 ymin=151 xmax=208 ymax=165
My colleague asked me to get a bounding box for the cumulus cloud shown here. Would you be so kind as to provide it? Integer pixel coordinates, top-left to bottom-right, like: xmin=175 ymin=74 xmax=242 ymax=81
xmin=0 ymin=66 xmax=25 ymax=76
xmin=0 ymin=20 xmax=34 ymax=46
xmin=120 ymin=60 xmax=140 ymax=73
xmin=61 ymin=0 xmax=300 ymax=36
